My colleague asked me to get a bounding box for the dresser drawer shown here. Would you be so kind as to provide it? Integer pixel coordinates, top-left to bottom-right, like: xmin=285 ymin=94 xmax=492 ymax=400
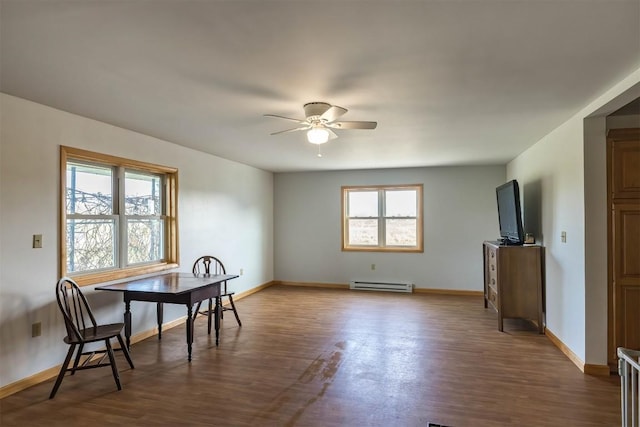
xmin=488 ymin=248 xmax=497 ymax=267
xmin=487 ymin=285 xmax=498 ymax=310
xmin=488 ymin=269 xmax=497 ymax=287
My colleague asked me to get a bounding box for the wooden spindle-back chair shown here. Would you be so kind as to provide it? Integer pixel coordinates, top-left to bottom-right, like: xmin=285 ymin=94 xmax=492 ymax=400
xmin=192 ymin=256 xmax=242 ymax=334
xmin=50 ymin=277 xmax=134 ymax=398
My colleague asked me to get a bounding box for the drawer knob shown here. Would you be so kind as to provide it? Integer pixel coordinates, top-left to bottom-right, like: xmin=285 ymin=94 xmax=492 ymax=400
xmin=491 ymin=278 xmax=495 ymax=285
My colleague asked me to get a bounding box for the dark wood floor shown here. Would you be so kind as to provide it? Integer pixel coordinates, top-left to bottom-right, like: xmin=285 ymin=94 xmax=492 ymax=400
xmin=1 ymin=285 xmax=620 ymax=426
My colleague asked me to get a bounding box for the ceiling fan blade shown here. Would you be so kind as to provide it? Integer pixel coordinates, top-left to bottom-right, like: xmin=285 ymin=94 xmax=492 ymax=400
xmin=270 ymin=126 xmax=309 ymax=135
xmin=329 ymin=120 xmax=378 ymax=130
xmin=327 ymin=128 xmax=338 ymax=140
xmin=320 ymin=105 xmax=348 ymax=122
xmin=264 ymin=114 xmax=307 ymax=124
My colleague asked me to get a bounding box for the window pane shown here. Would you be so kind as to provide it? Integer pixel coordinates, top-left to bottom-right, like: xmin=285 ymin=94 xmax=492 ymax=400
xmin=66 ymin=162 xmax=113 ymax=215
xmin=66 ymin=219 xmax=116 ymax=272
xmin=348 ymin=218 xmax=378 ymax=245
xmin=125 ymin=171 xmax=162 ymax=215
xmin=127 ymin=219 xmax=164 ymax=264
xmin=385 ymin=190 xmax=417 ymax=217
xmin=385 ymin=219 xmax=417 ymax=246
xmin=348 ymin=191 xmax=378 ymax=217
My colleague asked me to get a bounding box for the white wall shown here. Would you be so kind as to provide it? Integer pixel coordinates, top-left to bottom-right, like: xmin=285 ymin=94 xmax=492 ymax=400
xmin=0 ymin=94 xmax=274 ymax=388
xmin=274 ymin=166 xmax=505 ymax=290
xmin=507 ymin=119 xmax=587 ymax=358
xmin=507 ymin=69 xmax=640 ymax=365
xmin=583 ymin=115 xmax=609 ymax=366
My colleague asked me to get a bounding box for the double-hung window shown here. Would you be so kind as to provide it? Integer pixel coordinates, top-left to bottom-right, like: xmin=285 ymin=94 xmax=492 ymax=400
xmin=60 ymin=146 xmax=178 ymax=285
xmin=342 ymin=184 xmax=423 ymax=252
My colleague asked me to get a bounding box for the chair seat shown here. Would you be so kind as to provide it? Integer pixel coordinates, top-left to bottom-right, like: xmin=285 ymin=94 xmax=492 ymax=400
xmin=63 ymin=323 xmax=125 ymax=345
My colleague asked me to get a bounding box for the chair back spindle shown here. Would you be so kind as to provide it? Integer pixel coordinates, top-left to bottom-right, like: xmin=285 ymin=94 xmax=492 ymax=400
xmin=56 ymin=278 xmax=98 ymax=343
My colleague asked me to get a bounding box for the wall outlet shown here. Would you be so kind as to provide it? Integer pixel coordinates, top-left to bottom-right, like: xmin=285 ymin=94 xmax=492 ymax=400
xmin=239 ymin=268 xmax=243 ymax=276
xmin=33 ymin=234 xmax=42 ymax=248
xmin=32 ymin=322 xmax=42 ymax=337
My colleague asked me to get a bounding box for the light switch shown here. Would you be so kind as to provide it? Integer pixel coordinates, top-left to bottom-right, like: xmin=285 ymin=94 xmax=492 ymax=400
xmin=33 ymin=234 xmax=43 ymax=248
xmin=561 ymin=231 xmax=567 ymax=243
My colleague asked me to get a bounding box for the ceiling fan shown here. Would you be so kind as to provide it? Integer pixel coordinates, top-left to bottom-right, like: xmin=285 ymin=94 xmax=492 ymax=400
xmin=264 ymin=102 xmax=377 ymax=145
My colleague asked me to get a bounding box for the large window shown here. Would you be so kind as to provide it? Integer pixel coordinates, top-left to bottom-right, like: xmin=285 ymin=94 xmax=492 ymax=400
xmin=60 ymin=146 xmax=179 ymax=285
xmin=342 ymin=184 xmax=423 ymax=252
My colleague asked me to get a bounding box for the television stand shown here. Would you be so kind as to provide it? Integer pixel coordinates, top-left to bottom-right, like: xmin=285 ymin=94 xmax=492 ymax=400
xmin=483 ymin=241 xmax=544 ymax=333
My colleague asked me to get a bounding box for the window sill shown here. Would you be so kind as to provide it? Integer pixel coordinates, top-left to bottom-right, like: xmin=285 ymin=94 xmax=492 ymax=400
xmin=342 ymin=247 xmax=423 ymax=253
xmin=69 ymin=262 xmax=180 ymax=287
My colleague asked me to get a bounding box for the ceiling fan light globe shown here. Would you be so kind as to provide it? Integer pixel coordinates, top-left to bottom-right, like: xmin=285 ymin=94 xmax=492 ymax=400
xmin=307 ymin=128 xmax=329 ymax=144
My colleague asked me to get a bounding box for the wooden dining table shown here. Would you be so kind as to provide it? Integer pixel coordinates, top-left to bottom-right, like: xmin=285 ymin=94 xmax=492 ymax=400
xmin=96 ymin=272 xmax=238 ymax=361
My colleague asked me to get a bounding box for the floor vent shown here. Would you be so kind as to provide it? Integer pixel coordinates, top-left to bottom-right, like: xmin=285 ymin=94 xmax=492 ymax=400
xmin=349 ymin=280 xmax=413 ymax=293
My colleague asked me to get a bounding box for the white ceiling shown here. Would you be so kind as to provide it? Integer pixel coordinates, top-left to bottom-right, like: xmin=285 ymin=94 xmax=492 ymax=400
xmin=1 ymin=1 xmax=639 ymax=172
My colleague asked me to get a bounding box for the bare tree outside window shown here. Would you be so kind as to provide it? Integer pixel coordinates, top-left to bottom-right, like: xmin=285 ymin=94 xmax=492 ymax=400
xmin=66 ymin=162 xmax=165 ymax=274
xmin=124 ymin=171 xmax=163 ymax=265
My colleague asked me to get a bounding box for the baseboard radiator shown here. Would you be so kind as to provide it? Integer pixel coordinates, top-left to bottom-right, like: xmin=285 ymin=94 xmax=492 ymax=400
xmin=349 ymin=280 xmax=413 ymax=293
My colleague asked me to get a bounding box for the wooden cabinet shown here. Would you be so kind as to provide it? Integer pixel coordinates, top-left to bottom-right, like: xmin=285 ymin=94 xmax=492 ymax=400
xmin=607 ymin=128 xmax=640 ymax=367
xmin=483 ymin=241 xmax=544 ymax=333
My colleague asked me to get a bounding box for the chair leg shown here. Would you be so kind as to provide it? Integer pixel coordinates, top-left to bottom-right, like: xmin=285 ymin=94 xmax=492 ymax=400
xmin=228 ymin=295 xmax=242 ymax=327
xmin=105 ymin=339 xmax=122 ymax=391
xmin=116 ymin=334 xmax=135 ymax=369
xmin=49 ymin=344 xmax=76 ymax=399
xmin=70 ymin=343 xmax=85 ymax=374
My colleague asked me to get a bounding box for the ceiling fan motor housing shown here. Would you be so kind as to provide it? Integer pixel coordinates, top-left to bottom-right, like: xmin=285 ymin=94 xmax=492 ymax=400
xmin=303 ymin=102 xmax=332 ymax=119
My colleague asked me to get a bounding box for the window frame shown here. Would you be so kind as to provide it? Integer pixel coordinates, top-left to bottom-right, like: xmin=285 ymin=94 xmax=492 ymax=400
xmin=60 ymin=146 xmax=179 ymax=286
xmin=341 ymin=184 xmax=424 ymax=253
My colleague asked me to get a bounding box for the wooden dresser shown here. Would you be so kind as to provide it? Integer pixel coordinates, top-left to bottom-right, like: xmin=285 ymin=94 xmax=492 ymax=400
xmin=483 ymin=241 xmax=544 ymax=333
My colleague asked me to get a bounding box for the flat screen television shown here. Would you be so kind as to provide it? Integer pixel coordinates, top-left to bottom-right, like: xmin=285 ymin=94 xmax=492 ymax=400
xmin=496 ymin=179 xmax=524 ymax=245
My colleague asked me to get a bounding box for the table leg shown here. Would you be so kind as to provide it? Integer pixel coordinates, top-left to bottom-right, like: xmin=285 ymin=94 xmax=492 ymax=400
xmin=215 ymin=296 xmax=221 ymax=346
xmin=124 ymin=298 xmax=132 ymax=349
xmin=186 ymin=304 xmax=193 ymax=362
xmin=157 ymin=302 xmax=164 ymax=340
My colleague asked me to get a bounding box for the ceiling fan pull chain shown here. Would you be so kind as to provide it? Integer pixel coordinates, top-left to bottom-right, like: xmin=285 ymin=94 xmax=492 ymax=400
xmin=317 ymin=145 xmax=322 ymax=158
